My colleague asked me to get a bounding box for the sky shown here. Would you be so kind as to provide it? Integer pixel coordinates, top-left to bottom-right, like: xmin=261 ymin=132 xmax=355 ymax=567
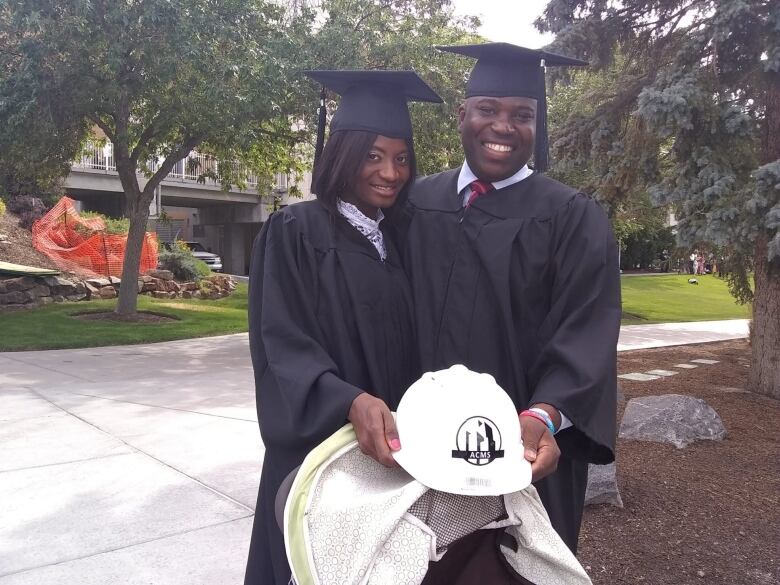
xmin=450 ymin=0 xmax=555 ymax=48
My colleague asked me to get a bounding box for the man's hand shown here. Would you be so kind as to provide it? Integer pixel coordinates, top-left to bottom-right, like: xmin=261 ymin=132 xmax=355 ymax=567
xmin=520 ymin=415 xmax=561 ymax=482
xmin=348 ymin=392 xmax=400 ymax=467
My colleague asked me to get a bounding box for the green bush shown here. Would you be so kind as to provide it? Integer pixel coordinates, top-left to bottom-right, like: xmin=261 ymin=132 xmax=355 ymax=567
xmin=157 ymin=243 xmax=210 ymax=282
xmin=79 ymin=210 xmax=129 ymax=234
xmin=0 ymin=198 xmax=6 ymax=218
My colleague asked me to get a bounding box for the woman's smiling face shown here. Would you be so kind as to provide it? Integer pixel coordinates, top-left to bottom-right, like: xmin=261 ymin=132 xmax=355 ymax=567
xmin=343 ymin=135 xmax=411 ymax=219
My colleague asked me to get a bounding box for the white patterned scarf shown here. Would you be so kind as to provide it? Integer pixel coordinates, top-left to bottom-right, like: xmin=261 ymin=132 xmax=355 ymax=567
xmin=337 ymin=199 xmax=387 ymax=261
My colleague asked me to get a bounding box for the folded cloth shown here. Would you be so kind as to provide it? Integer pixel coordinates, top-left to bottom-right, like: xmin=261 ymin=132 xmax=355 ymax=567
xmin=281 ymin=424 xmax=592 ymax=585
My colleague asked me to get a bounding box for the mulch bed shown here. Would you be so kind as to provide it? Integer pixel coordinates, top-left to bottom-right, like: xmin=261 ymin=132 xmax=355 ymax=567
xmin=72 ymin=310 xmax=179 ymax=323
xmin=579 ymin=340 xmax=779 ymax=585
xmin=0 ymin=211 xmax=61 ymax=270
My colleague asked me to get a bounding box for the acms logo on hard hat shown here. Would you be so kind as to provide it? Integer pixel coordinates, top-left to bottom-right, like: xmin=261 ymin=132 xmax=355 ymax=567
xmin=451 ymin=416 xmax=504 ymax=466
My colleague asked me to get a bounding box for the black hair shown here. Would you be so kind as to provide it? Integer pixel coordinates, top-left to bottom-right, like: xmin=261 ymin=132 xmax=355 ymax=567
xmin=311 ymin=130 xmax=417 ymax=214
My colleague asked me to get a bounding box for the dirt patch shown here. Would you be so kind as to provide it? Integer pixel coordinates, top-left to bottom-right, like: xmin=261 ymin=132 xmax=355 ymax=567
xmin=71 ymin=310 xmax=179 ymax=323
xmin=580 ymin=340 xmax=779 ymax=585
xmin=0 ymin=210 xmax=61 ymax=270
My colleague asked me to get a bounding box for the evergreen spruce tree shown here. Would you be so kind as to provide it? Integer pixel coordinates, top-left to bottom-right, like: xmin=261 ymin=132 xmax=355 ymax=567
xmin=539 ymin=0 xmax=779 ymax=397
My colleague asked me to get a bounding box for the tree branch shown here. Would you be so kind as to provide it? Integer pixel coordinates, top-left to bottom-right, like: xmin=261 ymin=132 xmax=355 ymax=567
xmin=130 ymin=117 xmax=163 ymax=165
xmin=89 ymin=115 xmax=116 ymax=143
xmin=352 ymin=0 xmax=394 ymax=31
xmin=144 ymin=134 xmax=206 ymax=197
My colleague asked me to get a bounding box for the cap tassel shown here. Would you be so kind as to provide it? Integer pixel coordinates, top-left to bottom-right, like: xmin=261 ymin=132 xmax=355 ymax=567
xmin=534 ymin=61 xmax=549 ymax=172
xmin=313 ymin=87 xmax=327 ymax=171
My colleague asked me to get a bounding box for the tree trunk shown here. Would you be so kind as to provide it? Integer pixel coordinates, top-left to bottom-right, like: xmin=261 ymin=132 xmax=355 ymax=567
xmin=747 ymin=70 xmax=780 ymax=398
xmin=747 ymin=238 xmax=780 ymax=398
xmin=115 ymin=189 xmax=153 ymax=316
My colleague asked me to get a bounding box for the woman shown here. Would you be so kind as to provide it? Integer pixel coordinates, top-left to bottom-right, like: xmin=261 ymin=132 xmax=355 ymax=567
xmin=244 ymin=70 xmax=442 ymax=585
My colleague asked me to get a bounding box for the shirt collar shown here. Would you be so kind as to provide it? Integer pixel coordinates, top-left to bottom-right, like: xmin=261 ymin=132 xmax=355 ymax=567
xmin=337 ymin=199 xmax=384 ymax=232
xmin=456 ymin=161 xmax=533 ymax=194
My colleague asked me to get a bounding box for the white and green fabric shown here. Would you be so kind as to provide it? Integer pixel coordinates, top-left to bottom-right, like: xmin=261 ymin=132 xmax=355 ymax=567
xmin=283 ymin=424 xmax=592 ymax=585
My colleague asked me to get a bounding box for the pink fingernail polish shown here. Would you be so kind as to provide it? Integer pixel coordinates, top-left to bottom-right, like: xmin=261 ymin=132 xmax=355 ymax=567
xmin=390 ymin=439 xmax=401 ymax=450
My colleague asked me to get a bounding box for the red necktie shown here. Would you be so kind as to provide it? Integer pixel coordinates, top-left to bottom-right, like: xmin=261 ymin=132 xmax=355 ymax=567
xmin=466 ymin=180 xmax=494 ymax=207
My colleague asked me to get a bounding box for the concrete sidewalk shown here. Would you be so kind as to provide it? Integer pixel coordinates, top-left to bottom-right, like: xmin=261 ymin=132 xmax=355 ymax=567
xmin=0 ymin=320 xmax=750 ymax=584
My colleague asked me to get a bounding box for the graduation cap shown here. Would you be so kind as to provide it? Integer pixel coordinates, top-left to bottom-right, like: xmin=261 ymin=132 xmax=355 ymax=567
xmin=305 ymin=70 xmax=443 ymax=169
xmin=437 ymin=43 xmax=587 ymax=172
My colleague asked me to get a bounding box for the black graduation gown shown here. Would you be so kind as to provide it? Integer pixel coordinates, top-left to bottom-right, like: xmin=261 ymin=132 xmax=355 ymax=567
xmin=244 ymin=201 xmax=419 ymax=585
xmin=398 ymin=169 xmax=620 ymax=553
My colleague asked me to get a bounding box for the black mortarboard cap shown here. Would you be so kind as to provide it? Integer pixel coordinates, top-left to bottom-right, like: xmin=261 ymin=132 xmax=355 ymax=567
xmin=437 ymin=43 xmax=587 ymax=171
xmin=305 ymin=70 xmax=443 ymax=167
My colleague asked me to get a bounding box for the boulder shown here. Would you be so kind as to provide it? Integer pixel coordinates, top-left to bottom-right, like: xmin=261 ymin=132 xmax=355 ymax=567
xmin=84 ymin=281 xmax=101 ymax=299
xmin=27 ymin=284 xmax=50 ymax=298
xmin=86 ymin=277 xmax=112 ymax=288
xmin=51 ymin=295 xmax=65 ymax=303
xmin=146 ymin=269 xmax=174 ymax=281
xmin=43 ymin=275 xmax=73 ymax=288
xmin=37 ymin=296 xmax=55 ymax=305
xmin=98 ymin=286 xmax=117 ymax=299
xmin=181 ymin=290 xmax=193 ymax=299
xmin=619 ymin=394 xmax=726 ymax=449
xmin=0 ymin=276 xmax=38 ymax=293
xmin=152 ymin=291 xmax=170 ymax=299
xmin=585 ymin=463 xmax=623 ymax=508
xmin=0 ymin=291 xmax=29 ymax=304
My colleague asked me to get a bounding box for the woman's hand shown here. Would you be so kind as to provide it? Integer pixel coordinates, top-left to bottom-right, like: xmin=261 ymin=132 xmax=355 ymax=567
xmin=348 ymin=392 xmax=400 ymax=467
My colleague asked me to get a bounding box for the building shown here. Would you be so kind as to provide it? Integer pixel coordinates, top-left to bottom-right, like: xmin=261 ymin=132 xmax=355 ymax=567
xmin=65 ymin=141 xmax=313 ymax=276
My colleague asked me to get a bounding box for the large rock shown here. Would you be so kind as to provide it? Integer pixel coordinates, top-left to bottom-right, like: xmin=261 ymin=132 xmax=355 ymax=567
xmin=146 ymin=269 xmax=174 ymax=281
xmin=98 ymin=286 xmax=117 ymax=299
xmin=619 ymin=394 xmax=726 ymax=449
xmin=585 ymin=463 xmax=623 ymax=508
xmin=84 ymin=281 xmax=101 ymax=300
xmin=29 ymin=284 xmax=51 ymax=299
xmin=0 ymin=291 xmax=29 ymax=304
xmin=86 ymin=277 xmax=112 ymax=288
xmin=43 ymin=275 xmax=74 ymax=289
xmin=0 ymin=276 xmax=38 ymax=293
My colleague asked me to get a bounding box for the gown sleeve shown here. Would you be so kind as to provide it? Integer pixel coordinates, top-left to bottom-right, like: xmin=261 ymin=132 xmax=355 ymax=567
xmin=249 ymin=211 xmax=364 ymax=450
xmin=530 ymin=194 xmax=621 ymax=463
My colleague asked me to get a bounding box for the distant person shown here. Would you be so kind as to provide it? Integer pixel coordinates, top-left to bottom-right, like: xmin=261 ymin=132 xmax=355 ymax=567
xmin=243 ymin=70 xmax=441 ymax=585
xmin=689 ymin=251 xmax=697 ymax=274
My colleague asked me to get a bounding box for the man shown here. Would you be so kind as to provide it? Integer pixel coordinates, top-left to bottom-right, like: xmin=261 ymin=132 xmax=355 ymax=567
xmin=399 ymin=42 xmax=621 ymax=555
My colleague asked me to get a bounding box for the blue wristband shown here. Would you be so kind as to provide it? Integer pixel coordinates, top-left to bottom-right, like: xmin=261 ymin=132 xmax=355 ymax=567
xmin=529 ymin=407 xmax=557 ymax=434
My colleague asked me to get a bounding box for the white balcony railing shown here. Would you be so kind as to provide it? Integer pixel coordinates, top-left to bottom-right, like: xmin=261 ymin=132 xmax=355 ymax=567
xmin=72 ymin=141 xmax=276 ymax=190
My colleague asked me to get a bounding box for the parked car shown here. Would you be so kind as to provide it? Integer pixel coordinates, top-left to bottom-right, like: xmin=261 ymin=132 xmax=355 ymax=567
xmin=182 ymin=241 xmax=223 ymax=272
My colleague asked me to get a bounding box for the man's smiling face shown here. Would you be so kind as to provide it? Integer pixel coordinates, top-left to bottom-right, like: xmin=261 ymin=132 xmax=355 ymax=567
xmin=458 ymin=95 xmax=537 ymax=182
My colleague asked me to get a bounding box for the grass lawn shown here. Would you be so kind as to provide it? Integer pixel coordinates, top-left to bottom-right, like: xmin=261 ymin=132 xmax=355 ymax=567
xmin=0 ymin=275 xmax=751 ymax=352
xmin=0 ymin=282 xmax=249 ymax=351
xmin=621 ymin=273 xmax=751 ymax=323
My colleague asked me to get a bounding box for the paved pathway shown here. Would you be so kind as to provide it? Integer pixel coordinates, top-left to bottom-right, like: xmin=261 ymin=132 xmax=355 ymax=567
xmin=0 ymin=320 xmax=750 ymax=584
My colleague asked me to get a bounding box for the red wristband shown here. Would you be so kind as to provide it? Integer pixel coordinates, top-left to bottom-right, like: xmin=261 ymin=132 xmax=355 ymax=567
xmin=520 ymin=410 xmax=555 ymax=434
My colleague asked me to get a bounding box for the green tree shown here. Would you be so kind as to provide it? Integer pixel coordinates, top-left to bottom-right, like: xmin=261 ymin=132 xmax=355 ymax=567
xmin=1 ymin=0 xmax=304 ymax=316
xmin=539 ymin=0 xmax=780 ymax=397
xmin=299 ymin=0 xmax=480 ymax=174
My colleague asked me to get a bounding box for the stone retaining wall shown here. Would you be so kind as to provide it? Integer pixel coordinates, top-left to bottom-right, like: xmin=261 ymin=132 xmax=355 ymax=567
xmin=0 ymin=270 xmax=236 ymax=309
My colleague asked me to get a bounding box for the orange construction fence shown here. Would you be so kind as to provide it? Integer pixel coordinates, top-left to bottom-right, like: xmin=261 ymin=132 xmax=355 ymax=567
xmin=32 ymin=196 xmax=158 ymax=278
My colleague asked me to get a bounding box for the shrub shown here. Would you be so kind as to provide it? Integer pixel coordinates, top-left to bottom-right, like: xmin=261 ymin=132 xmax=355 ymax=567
xmin=7 ymin=195 xmax=47 ymax=229
xmin=157 ymin=243 xmax=209 ymax=282
xmin=79 ymin=210 xmax=130 ymax=234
